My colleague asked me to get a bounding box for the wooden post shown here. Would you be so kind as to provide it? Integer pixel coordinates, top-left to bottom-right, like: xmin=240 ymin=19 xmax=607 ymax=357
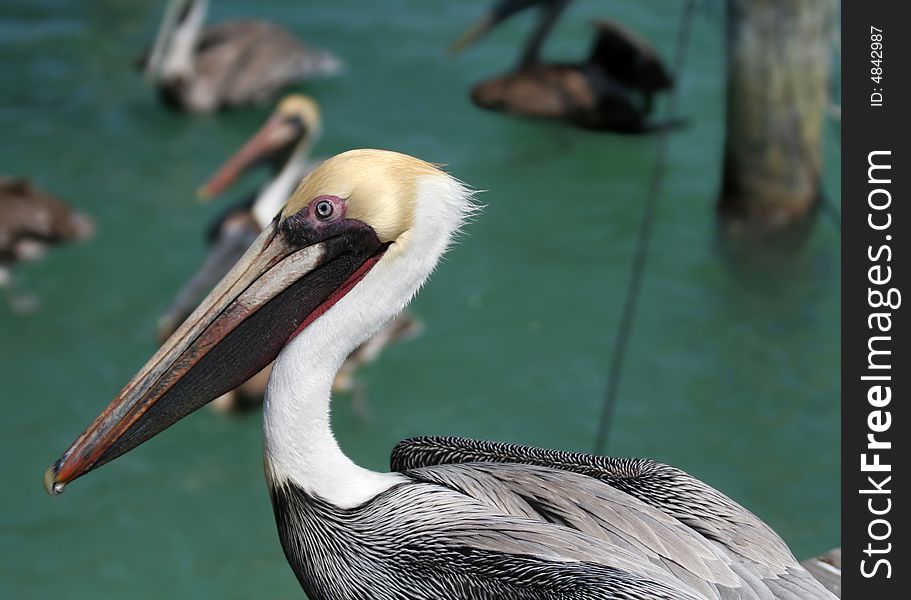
xmin=719 ymin=0 xmax=834 ymax=241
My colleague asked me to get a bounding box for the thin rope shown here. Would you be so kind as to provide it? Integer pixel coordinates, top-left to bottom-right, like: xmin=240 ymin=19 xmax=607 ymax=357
xmin=593 ymin=0 xmax=697 ymax=455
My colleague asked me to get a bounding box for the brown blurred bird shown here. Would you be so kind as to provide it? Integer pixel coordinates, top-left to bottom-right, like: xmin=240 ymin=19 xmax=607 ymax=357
xmin=0 ymin=177 xmax=94 ymax=312
xmin=141 ymin=0 xmax=341 ymax=113
xmin=157 ymin=97 xmax=422 ymax=414
xmin=450 ymin=0 xmax=675 ymax=132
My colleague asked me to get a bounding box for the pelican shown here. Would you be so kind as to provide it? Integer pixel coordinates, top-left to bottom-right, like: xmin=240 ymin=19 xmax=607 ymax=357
xmin=142 ymin=0 xmax=341 ymax=113
xmin=451 ymin=0 xmax=675 ymax=132
xmin=158 ymin=98 xmax=421 ymax=413
xmin=801 ymin=548 xmax=840 ymax=598
xmin=46 ymin=150 xmax=834 ymax=599
xmin=1 ymin=176 xmax=94 ymax=311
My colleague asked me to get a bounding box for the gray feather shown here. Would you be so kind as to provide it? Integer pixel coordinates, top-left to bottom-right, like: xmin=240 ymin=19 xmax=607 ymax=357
xmin=390 ymin=436 xmax=835 ymax=600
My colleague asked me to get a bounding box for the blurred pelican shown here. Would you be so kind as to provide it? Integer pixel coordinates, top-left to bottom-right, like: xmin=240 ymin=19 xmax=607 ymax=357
xmin=0 ymin=177 xmax=94 ymax=312
xmin=158 ymin=96 xmax=421 ymax=413
xmin=450 ymin=0 xmax=675 ymax=132
xmin=142 ymin=0 xmax=341 ymax=113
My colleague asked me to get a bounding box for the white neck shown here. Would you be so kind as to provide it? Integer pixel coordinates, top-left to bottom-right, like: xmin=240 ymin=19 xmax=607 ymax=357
xmin=262 ymin=323 xmax=406 ymax=508
xmin=262 ymin=173 xmax=474 ymax=508
xmin=253 ymin=143 xmax=314 ymax=229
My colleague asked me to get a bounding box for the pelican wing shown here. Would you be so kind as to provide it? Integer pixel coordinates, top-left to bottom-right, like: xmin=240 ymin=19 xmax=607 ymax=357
xmin=406 ymin=462 xmax=744 ymax=599
xmin=393 ymin=436 xmax=834 ymax=599
xmin=394 ymin=483 xmax=711 ymax=600
xmin=587 ymin=19 xmax=674 ymax=92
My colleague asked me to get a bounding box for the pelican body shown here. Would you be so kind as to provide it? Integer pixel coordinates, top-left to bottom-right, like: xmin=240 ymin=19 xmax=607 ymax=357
xmin=143 ymin=0 xmax=341 ymax=113
xmin=46 ymin=150 xmax=833 ymax=599
xmin=452 ymin=0 xmax=675 ymax=132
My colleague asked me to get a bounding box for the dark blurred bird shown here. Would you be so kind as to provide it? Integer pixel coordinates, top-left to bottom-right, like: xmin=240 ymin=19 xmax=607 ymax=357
xmin=450 ymin=0 xmax=675 ymax=132
xmin=157 ymin=97 xmax=421 ymax=414
xmin=141 ymin=0 xmax=341 ymax=113
xmin=0 ymin=177 xmax=94 ymax=312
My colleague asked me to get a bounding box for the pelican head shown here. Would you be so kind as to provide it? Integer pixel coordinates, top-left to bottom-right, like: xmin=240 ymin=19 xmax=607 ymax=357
xmin=44 ymin=149 xmax=476 ymax=495
xmin=199 ymin=95 xmax=323 ymax=200
xmin=449 ymin=0 xmax=557 ymax=53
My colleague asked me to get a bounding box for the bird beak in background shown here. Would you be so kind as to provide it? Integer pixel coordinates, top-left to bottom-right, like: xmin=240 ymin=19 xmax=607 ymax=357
xmin=198 ymin=114 xmax=307 ymax=201
xmin=45 ymin=215 xmax=386 ymax=495
xmin=448 ymin=13 xmax=497 ymax=54
xmin=448 ymin=0 xmax=538 ymax=54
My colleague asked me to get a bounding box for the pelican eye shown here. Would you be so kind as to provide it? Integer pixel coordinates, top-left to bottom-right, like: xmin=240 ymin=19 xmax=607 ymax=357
xmin=315 ymin=200 xmax=334 ymax=220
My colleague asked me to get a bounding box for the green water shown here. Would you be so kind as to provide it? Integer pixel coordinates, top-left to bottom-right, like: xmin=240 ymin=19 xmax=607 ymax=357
xmin=1 ymin=1 xmax=840 ymax=598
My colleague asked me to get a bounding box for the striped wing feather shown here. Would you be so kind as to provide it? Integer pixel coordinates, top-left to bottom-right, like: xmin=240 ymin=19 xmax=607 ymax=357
xmin=392 ymin=436 xmax=835 ymax=600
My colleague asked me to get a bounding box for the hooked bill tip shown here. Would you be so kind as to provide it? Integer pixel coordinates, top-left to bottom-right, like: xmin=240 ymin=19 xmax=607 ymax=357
xmin=43 ymin=465 xmax=65 ymax=496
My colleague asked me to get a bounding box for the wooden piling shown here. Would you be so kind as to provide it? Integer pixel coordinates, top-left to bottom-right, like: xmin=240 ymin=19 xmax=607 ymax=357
xmin=718 ymin=0 xmax=834 ymax=241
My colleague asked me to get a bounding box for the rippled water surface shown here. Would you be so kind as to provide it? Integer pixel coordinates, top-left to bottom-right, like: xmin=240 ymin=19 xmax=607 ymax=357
xmin=1 ymin=1 xmax=840 ymax=598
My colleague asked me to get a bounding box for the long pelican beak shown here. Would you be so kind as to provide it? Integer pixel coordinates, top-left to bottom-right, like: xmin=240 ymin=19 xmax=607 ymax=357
xmin=198 ymin=114 xmax=307 ymax=201
xmin=45 ymin=215 xmax=386 ymax=495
